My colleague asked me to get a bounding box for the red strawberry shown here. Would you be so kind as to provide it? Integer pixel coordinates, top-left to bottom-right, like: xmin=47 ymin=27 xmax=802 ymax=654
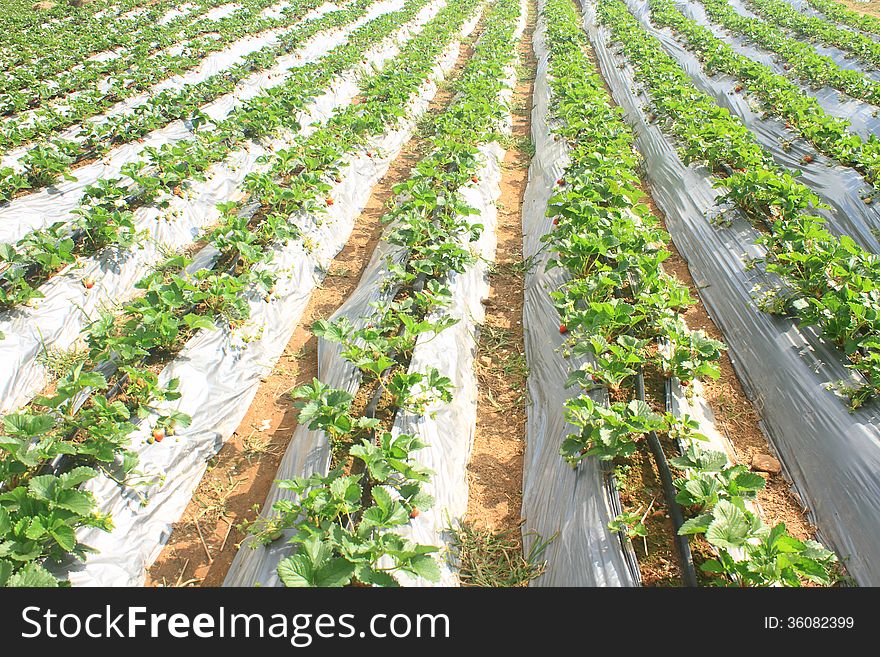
xmin=802 ymin=154 xmax=813 ymax=164
xmin=552 ymin=218 xmax=559 ymax=225
xmin=326 ymin=197 xmax=334 ymax=206
xmin=471 ymin=175 xmax=479 ymax=183
xmin=679 ymin=380 xmax=690 ymax=388
xmin=153 ymin=429 xmax=165 ymax=442
xmin=559 ymin=324 xmax=568 ymax=334
xmin=557 ymin=178 xmax=565 ymax=186
xmin=83 ymin=278 xmax=95 ymax=289
xmin=410 ymin=507 xmax=420 ymax=519
xmin=366 ymin=150 xmax=374 ymax=158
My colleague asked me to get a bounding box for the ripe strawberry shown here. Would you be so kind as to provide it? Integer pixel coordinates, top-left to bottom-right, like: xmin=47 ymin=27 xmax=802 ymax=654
xmin=802 ymin=154 xmax=814 ymax=164
xmin=734 ymin=84 xmax=743 ymax=93
xmin=326 ymin=197 xmax=334 ymax=206
xmin=153 ymin=429 xmax=165 ymax=442
xmin=335 ymin=176 xmax=342 ymax=183
xmin=559 ymin=324 xmax=568 ymax=334
xmin=366 ymin=150 xmax=374 ymax=158
xmin=591 ymin=374 xmax=601 ymax=383
xmin=471 ymin=175 xmax=479 ymax=183
xmin=410 ymin=507 xmax=420 ymax=519
xmin=557 ymin=178 xmax=565 ymax=186
xmin=552 ymin=218 xmax=559 ymax=226
xmin=680 ymin=379 xmax=690 ymax=388
xmin=83 ymin=278 xmax=95 ymax=289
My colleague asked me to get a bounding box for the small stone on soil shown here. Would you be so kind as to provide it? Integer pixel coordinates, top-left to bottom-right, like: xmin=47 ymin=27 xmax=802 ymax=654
xmin=751 ymin=453 xmax=781 ymax=474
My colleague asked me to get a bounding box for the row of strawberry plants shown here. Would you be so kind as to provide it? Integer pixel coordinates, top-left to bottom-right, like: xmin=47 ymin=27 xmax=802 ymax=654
xmin=244 ymin=0 xmax=522 ymax=587
xmin=804 ymin=0 xmax=880 ymax=37
xmin=697 ymin=0 xmax=880 ymax=106
xmin=598 ymin=0 xmax=880 ymax=409
xmin=0 ymin=0 xmax=467 ymax=588
xmin=742 ymin=0 xmax=880 ymax=69
xmin=0 ymin=0 xmax=322 ymax=195
xmin=0 ymin=0 xmax=230 ymax=103
xmin=649 ymin=0 xmax=880 ymax=187
xmin=0 ymin=0 xmax=316 ymax=152
xmin=0 ymin=0 xmax=285 ymax=120
xmin=541 ymin=0 xmax=839 ymax=586
xmin=0 ymin=0 xmax=386 ymax=310
xmin=0 ymin=0 xmax=197 ymax=78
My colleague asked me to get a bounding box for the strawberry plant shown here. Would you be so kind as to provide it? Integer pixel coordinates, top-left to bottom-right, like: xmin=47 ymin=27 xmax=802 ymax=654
xmin=249 ymin=0 xmax=523 ymax=586
xmin=538 ymin=0 xmax=839 ymax=586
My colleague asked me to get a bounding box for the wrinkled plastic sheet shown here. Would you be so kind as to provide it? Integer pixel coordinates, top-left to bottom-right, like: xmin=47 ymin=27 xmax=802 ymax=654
xmin=0 ymin=1 xmax=406 ymax=417
xmin=2 ymin=0 xmax=318 ymax=166
xmin=518 ymin=3 xmax=640 ymax=587
xmin=784 ymin=0 xmax=880 ymax=44
xmin=62 ymin=1 xmax=462 ymax=586
xmin=223 ymin=8 xmax=515 ymax=587
xmin=737 ymin=0 xmax=880 ymax=80
xmin=678 ymin=0 xmax=880 ymax=140
xmin=624 ymin=0 xmax=880 ymax=253
xmin=581 ymin=0 xmax=880 ymax=585
xmin=0 ymin=1 xmax=349 ymax=243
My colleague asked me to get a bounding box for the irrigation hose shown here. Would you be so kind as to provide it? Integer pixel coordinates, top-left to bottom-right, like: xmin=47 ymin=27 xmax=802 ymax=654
xmin=636 ymin=367 xmax=698 ymax=587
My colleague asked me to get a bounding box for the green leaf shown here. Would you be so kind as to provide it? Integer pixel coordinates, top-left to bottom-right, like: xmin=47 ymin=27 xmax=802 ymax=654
xmin=183 ymin=313 xmax=217 ymax=331
xmin=705 ymin=500 xmax=751 ymax=550
xmin=314 ymin=558 xmax=355 ymax=587
xmin=50 ymin=523 xmax=76 ymax=552
xmin=27 ymin=475 xmax=56 ymax=501
xmin=409 ymin=554 xmax=440 ymax=582
xmin=678 ymin=513 xmax=713 ymax=536
xmin=277 ymin=554 xmax=314 ymax=587
xmin=6 ymin=562 xmax=60 ymax=588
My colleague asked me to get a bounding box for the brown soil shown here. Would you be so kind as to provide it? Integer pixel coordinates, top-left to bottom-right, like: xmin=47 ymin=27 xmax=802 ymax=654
xmin=661 ymin=246 xmax=816 ymax=542
xmin=576 ymin=0 xmax=817 ymax=583
xmin=145 ymin=26 xmax=485 ymax=588
xmin=463 ymin=4 xmax=535 ymax=540
xmin=834 ymin=0 xmax=880 ymax=20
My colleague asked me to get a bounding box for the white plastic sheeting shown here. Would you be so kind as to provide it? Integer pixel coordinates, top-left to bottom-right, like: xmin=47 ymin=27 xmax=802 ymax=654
xmin=63 ymin=1 xmax=466 ymax=587
xmin=0 ymin=2 xmax=332 ymax=176
xmin=388 ymin=3 xmax=526 ymax=587
xmin=677 ymin=0 xmax=880 ymax=140
xmin=737 ymin=0 xmax=880 ymax=80
xmin=0 ymin=1 xmax=348 ymax=244
xmin=0 ymin=1 xmax=406 ymax=417
xmin=518 ymin=2 xmax=639 ymax=587
xmin=622 ymin=0 xmax=880 ymax=255
xmin=581 ymin=0 xmax=880 ymax=585
xmin=222 ymin=10 xmax=500 ymax=588
xmin=2 ymin=0 xmax=307 ymax=155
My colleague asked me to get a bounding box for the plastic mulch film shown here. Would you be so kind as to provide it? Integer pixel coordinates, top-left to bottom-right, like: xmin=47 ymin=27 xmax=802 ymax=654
xmin=0 ymin=0 xmax=417 ymax=416
xmin=0 ymin=1 xmax=350 ymax=246
xmin=0 ymin=0 xmax=302 ymax=173
xmin=57 ymin=0 xmax=462 ymax=587
xmin=223 ymin=7 xmax=517 ymax=587
xmin=581 ymin=0 xmax=880 ymax=585
xmin=518 ymin=2 xmax=640 ymax=588
xmin=623 ymin=0 xmax=880 ymax=256
xmin=783 ymin=0 xmax=880 ymax=45
xmin=735 ymin=0 xmax=880 ymax=80
xmin=677 ymin=0 xmax=880 ymax=140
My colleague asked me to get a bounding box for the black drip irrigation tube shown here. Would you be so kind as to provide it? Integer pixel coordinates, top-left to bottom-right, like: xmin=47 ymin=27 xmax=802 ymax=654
xmin=636 ymin=365 xmax=698 ymax=587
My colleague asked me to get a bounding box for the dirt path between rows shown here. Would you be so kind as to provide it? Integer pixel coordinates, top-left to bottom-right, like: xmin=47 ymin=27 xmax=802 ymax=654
xmin=145 ymin=20 xmax=486 ymax=588
xmin=463 ymin=4 xmax=535 ymax=542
